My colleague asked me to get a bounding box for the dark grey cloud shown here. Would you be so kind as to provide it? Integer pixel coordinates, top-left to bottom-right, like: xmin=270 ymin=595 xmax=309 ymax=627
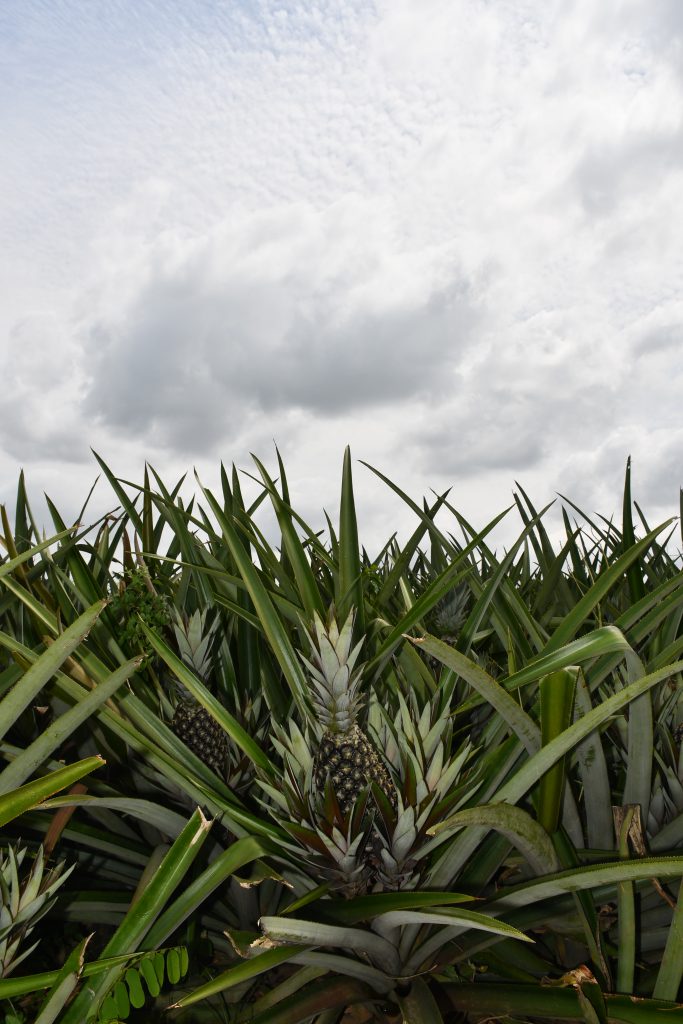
xmin=572 ymin=128 xmax=683 ymax=219
xmin=405 ymin=335 xmax=617 ymax=481
xmin=0 ymin=394 xmax=92 ymax=464
xmin=416 ymin=416 xmax=544 ymax=478
xmin=81 ymin=208 xmax=480 ymax=453
xmin=634 ymin=323 xmax=683 ymax=357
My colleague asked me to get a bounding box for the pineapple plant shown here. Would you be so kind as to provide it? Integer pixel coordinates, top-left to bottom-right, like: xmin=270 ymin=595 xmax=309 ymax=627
xmin=1 ymin=845 xmax=74 ymax=978
xmin=265 ymin=716 xmax=378 ymax=897
xmin=300 ymin=608 xmax=395 ymax=816
xmin=168 ymin=608 xmax=228 ymax=779
xmin=261 ymin=609 xmax=478 ymax=897
xmin=256 ymin=608 xmax=399 ymax=897
xmin=422 ymin=584 xmax=470 ymax=678
xmin=431 ymin=584 xmax=469 ymax=645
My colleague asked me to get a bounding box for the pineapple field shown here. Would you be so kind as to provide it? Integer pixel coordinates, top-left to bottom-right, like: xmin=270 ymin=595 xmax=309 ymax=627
xmin=2 ymin=448 xmax=683 ymax=1023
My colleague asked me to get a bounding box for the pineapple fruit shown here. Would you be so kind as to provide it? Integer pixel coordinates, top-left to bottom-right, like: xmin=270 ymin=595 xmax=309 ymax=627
xmin=424 ymin=585 xmax=469 ymax=676
xmin=300 ymin=609 xmax=394 ymax=815
xmin=169 ymin=609 xmax=228 ymax=779
xmin=262 ymin=609 xmax=476 ymax=897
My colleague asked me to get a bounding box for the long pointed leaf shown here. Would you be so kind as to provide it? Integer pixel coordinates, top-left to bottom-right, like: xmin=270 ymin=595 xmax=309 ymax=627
xmin=170 ymin=945 xmax=305 ymax=1008
xmin=34 ymin=935 xmax=91 ymax=1024
xmin=197 ymin=477 xmax=310 ymax=717
xmin=0 ymin=599 xmax=107 ymax=741
xmin=411 ymin=635 xmax=540 ymax=754
xmin=252 ymin=454 xmax=325 ymax=621
xmin=0 ymin=526 xmax=77 ymax=580
xmin=0 ymin=657 xmax=141 ymax=793
xmin=429 ymin=803 xmax=559 ymax=876
xmin=0 ymin=757 xmax=105 ymax=827
xmin=144 ymin=836 xmax=273 ymax=948
xmin=538 ymin=669 xmax=578 ymax=834
xmin=338 ymin=446 xmax=364 ymax=632
xmin=543 ymin=520 xmax=674 ymax=654
xmin=259 ymin=916 xmax=401 ymax=975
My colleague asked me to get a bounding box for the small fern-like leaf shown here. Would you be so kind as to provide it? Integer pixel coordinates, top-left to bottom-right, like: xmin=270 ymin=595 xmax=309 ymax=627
xmin=114 ymin=979 xmax=130 ymax=1018
xmin=140 ymin=956 xmax=161 ymax=998
xmin=95 ymin=947 xmax=188 ymax=1023
xmin=153 ymin=950 xmax=165 ymax=987
xmin=166 ymin=947 xmax=181 ymax=985
xmin=125 ymin=966 xmax=146 ymax=1009
xmin=98 ymin=994 xmax=118 ymax=1023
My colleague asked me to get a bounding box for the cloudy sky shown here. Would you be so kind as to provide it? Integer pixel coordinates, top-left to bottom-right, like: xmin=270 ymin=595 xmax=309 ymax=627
xmin=2 ymin=0 xmax=683 ymax=553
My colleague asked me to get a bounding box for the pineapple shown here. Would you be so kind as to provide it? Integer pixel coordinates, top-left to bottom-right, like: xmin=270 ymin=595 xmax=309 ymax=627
xmin=265 ymin=717 xmax=377 ymax=897
xmin=300 ymin=609 xmax=394 ymax=815
xmin=169 ymin=609 xmax=228 ymax=779
xmin=266 ymin=648 xmax=471 ymax=897
xmin=432 ymin=585 xmax=469 ymax=644
xmin=424 ymin=585 xmax=469 ymax=676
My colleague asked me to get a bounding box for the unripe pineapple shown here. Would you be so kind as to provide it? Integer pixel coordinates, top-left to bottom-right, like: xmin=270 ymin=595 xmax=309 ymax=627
xmin=170 ymin=700 xmax=228 ymax=777
xmin=272 ymin=631 xmax=472 ymax=896
xmin=169 ymin=609 xmax=228 ymax=779
xmin=425 ymin=586 xmax=469 ymax=675
xmin=300 ymin=609 xmax=394 ymax=815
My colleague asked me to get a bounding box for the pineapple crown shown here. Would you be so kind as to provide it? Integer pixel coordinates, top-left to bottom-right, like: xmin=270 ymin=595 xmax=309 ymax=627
xmin=432 ymin=585 xmax=469 ymax=639
xmin=168 ymin=607 xmax=220 ymax=703
xmin=298 ymin=607 xmax=365 ymax=735
xmin=172 ymin=608 xmax=219 ymax=679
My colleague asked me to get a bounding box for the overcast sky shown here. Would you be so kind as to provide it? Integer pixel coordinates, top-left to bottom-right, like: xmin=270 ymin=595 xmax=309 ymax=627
xmin=2 ymin=0 xmax=683 ymax=555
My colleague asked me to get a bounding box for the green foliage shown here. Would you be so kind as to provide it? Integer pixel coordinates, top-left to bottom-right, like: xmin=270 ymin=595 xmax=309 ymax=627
xmin=108 ymin=567 xmax=171 ymax=654
xmin=0 ymin=844 xmax=73 ymax=979
xmin=1 ymin=451 xmax=683 ymax=1021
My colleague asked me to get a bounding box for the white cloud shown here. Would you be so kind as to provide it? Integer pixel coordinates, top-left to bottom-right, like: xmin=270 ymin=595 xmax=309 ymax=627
xmin=1 ymin=0 xmax=683 ymax=552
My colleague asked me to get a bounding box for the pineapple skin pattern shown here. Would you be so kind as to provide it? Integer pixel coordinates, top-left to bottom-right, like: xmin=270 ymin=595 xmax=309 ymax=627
xmin=303 ymin=609 xmax=395 ymax=814
xmin=170 ymin=700 xmax=228 ymax=778
xmin=314 ymin=724 xmax=394 ymax=816
xmin=169 ymin=609 xmax=228 ymax=779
